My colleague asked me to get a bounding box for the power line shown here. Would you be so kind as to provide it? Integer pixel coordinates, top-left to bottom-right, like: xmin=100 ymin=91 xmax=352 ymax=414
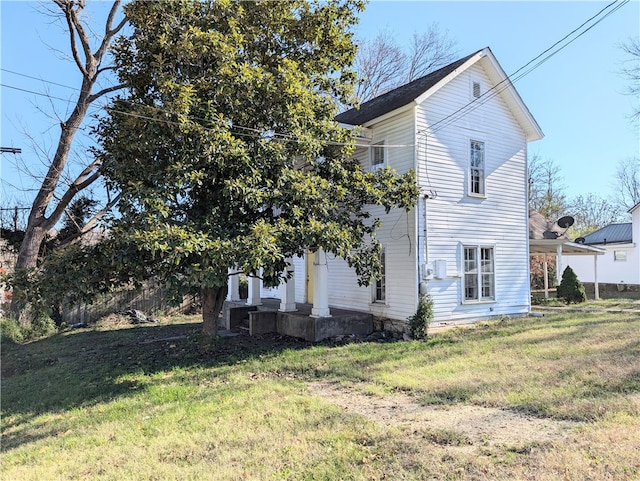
xmin=3 ymin=0 xmax=628 ymax=154
xmin=0 ymin=83 xmax=74 ymax=104
xmin=428 ymin=0 xmax=630 ymax=135
xmin=0 ymin=68 xmax=79 ymax=91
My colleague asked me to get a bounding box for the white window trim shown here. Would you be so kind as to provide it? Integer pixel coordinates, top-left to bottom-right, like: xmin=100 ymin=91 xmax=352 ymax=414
xmin=370 ymin=139 xmax=386 ymax=173
xmin=468 ymin=138 xmax=487 ymax=198
xmin=461 ymin=244 xmax=496 ymax=304
xmin=372 ymin=248 xmax=387 ymax=304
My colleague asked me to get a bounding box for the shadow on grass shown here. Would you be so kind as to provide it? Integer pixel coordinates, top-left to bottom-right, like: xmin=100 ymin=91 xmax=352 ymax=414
xmin=1 ymin=321 xmax=321 ymax=412
xmin=2 ymin=313 xmax=639 ymax=450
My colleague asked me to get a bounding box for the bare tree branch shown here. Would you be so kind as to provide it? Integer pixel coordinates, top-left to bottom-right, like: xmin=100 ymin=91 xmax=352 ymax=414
xmin=13 ymin=0 xmax=128 ymax=291
xmin=613 ymin=157 xmax=640 ymax=211
xmin=53 ymin=0 xmax=89 ymax=76
xmin=620 ymin=37 xmax=640 ymax=120
xmin=89 ymin=83 xmax=126 ymax=103
xmin=354 ymin=25 xmax=458 ymax=103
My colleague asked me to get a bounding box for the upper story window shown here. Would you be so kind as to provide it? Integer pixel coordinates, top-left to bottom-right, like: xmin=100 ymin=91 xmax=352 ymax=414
xmin=469 ymin=140 xmax=485 ymax=196
xmin=463 ymin=245 xmax=495 ymax=302
xmin=371 ymin=141 xmax=385 ymax=172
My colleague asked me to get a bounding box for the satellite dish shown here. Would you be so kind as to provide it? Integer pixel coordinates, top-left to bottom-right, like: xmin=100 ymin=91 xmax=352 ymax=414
xmin=575 ymin=237 xmax=585 ymax=244
xmin=557 ymin=216 xmax=575 ymax=229
xmin=543 ymin=230 xmax=559 ymax=239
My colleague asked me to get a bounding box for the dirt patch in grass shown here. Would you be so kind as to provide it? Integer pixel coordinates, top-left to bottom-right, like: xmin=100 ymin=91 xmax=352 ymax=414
xmin=308 ymin=380 xmax=579 ymax=452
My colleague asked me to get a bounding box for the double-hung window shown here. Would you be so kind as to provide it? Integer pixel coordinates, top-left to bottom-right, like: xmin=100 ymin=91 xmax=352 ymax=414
xmin=371 ymin=141 xmax=385 ymax=172
xmin=374 ymin=249 xmax=386 ymax=302
xmin=463 ymin=245 xmax=495 ymax=302
xmin=469 ymin=140 xmax=485 ymax=196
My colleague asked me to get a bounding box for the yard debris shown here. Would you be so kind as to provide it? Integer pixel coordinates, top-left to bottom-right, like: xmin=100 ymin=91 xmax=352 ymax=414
xmin=124 ymin=309 xmax=159 ymax=324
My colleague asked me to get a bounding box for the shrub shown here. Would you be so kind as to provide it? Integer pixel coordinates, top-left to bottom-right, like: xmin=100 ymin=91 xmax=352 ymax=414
xmin=408 ymin=294 xmax=433 ymax=340
xmin=556 ymin=266 xmax=587 ymax=304
xmin=1 ymin=318 xmax=25 ymax=343
xmin=0 ymin=313 xmax=57 ymax=343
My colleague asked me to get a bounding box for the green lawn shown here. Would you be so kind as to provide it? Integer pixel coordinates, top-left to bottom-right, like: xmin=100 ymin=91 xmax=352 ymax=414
xmin=2 ymin=311 xmax=639 ymax=480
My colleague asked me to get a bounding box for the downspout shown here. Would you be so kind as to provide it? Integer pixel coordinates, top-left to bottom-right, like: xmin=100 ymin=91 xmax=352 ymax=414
xmin=525 ymin=144 xmax=532 ymax=311
xmin=416 ymin=123 xmax=430 ymax=298
xmin=415 ymin=111 xmax=424 ymax=304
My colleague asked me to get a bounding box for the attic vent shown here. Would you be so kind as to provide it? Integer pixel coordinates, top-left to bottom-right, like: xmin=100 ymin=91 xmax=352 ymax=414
xmin=472 ymin=81 xmax=481 ymax=98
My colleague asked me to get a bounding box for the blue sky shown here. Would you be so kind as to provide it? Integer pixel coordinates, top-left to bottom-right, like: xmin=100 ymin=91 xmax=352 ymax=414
xmin=1 ymin=0 xmax=639 ymax=211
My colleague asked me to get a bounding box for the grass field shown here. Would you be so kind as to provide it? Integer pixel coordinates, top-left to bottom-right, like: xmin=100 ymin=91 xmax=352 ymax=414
xmin=2 ymin=310 xmax=639 ymax=480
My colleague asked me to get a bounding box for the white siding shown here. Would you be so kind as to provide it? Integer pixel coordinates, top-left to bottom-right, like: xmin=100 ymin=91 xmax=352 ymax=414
xmin=567 ymin=246 xmax=639 ymax=285
xmin=416 ymin=62 xmax=531 ymax=322
xmin=325 ymin=205 xmax=418 ymax=321
xmin=327 ymin=109 xmax=419 ymax=321
xmin=567 ymin=207 xmax=639 ymax=285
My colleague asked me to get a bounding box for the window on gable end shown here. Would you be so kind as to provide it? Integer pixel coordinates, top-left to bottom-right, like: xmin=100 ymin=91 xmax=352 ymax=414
xmin=371 ymin=141 xmax=385 ymax=172
xmin=469 ymin=140 xmax=485 ymax=196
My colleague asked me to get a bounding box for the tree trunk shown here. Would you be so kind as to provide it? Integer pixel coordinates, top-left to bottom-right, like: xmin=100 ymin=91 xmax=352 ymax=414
xmin=8 ymin=0 xmax=127 ymax=324
xmin=201 ymin=285 xmax=228 ymax=337
xmin=10 ymin=225 xmax=47 ymax=322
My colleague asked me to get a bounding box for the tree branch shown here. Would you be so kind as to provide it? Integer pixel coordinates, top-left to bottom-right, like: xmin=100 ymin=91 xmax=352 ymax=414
xmin=55 ymin=193 xmax=122 ymax=248
xmin=54 ymin=0 xmax=88 ymax=77
xmin=44 ymin=160 xmax=102 ymax=232
xmin=88 ymin=83 xmax=126 ymax=103
xmin=94 ymin=0 xmax=126 ymax=63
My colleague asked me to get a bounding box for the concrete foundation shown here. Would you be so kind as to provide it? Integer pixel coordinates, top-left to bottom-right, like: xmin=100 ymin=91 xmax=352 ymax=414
xmin=223 ymin=298 xmax=373 ymax=342
xmin=222 ymin=301 xmax=257 ymax=330
xmin=249 ymin=310 xmax=277 ymax=335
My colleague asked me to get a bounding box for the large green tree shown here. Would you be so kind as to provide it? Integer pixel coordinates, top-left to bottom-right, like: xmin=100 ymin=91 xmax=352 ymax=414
xmin=94 ymin=0 xmax=418 ymax=335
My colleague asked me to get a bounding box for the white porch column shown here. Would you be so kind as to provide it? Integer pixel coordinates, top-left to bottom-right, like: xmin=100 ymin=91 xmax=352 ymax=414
xmin=246 ymin=273 xmax=262 ymax=306
xmin=227 ymin=267 xmax=241 ymax=301
xmin=279 ymin=260 xmax=297 ymax=312
xmin=556 ymin=244 xmax=563 ymax=286
xmin=311 ymin=250 xmax=331 ymax=318
xmin=593 ymin=254 xmax=600 ymax=300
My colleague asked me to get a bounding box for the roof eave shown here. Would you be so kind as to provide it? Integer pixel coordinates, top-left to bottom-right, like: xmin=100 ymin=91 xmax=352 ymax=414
xmin=479 ymin=49 xmax=544 ymax=142
xmin=359 ymin=103 xmax=415 ymax=128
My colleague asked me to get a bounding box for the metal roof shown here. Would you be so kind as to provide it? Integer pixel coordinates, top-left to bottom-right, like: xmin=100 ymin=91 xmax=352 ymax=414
xmin=581 ymin=223 xmax=632 ymax=245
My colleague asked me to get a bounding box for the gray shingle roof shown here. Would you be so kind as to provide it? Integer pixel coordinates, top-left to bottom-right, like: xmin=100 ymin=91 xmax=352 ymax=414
xmin=529 ymin=208 xmax=570 ymax=240
xmin=581 ymin=223 xmax=632 ymax=245
xmin=335 ymin=50 xmax=481 ymax=126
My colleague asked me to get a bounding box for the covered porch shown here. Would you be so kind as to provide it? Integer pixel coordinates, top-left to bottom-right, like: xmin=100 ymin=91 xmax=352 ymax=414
xmin=222 ymin=298 xmax=373 ymax=342
xmin=222 ymin=250 xmax=373 ymax=341
xmin=529 ymin=239 xmax=605 ymax=299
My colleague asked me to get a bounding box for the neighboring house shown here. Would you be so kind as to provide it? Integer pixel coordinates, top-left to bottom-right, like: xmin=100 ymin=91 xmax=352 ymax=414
xmin=528 ymin=209 xmax=604 ymax=298
xmin=566 ymin=202 xmax=640 ymax=289
xmin=241 ymin=47 xmax=543 ymax=330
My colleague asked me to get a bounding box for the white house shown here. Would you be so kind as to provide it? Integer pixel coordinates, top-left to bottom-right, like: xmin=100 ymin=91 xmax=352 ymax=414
xmin=234 ymin=47 xmax=544 ymax=331
xmin=566 ymin=202 xmax=640 ymax=289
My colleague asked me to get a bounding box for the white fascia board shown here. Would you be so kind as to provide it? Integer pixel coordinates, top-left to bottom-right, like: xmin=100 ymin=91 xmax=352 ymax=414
xmin=479 ymin=51 xmax=544 ymax=142
xmin=414 ymin=50 xmax=486 ymax=105
xmin=338 ymin=122 xmax=373 ymax=141
xmin=360 ymin=103 xmax=415 ymax=128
